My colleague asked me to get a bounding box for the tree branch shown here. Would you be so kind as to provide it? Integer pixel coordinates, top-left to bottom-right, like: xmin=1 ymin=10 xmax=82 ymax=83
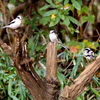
xmin=60 ymin=56 xmax=100 ymax=100
xmin=1 ymin=29 xmax=100 ymax=100
xmin=0 ymin=34 xmax=59 ymax=100
xmin=46 ymin=42 xmax=58 ymax=82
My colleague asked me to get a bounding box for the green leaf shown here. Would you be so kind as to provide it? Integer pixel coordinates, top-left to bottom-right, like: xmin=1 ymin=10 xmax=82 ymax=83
xmin=43 ymin=10 xmax=58 ymax=16
xmin=29 ymin=34 xmax=39 ymax=57
xmin=0 ymin=63 xmax=6 ymax=67
xmin=76 ymin=97 xmax=82 ymax=100
xmin=40 ymin=17 xmax=50 ymax=25
xmin=70 ymin=55 xmax=83 ymax=78
xmin=46 ymin=0 xmax=53 ymax=4
xmin=77 ymin=0 xmax=82 ymax=6
xmin=6 ymin=56 xmax=11 ymax=67
xmin=38 ymin=10 xmax=45 ymax=16
xmin=71 ymin=0 xmax=81 ymax=11
xmin=39 ymin=5 xmax=51 ymax=10
xmin=92 ymin=76 xmax=100 ymax=87
xmin=10 ymin=0 xmax=16 ymax=4
xmin=57 ymin=72 xmax=66 ymax=90
xmin=91 ymin=87 xmax=100 ymax=98
xmin=87 ymin=15 xmax=95 ymax=23
xmin=59 ymin=13 xmax=65 ymax=20
xmin=68 ymin=16 xmax=80 ymax=25
xmin=49 ymin=21 xmax=54 ymax=27
xmin=82 ymin=6 xmax=89 ymax=14
xmin=64 ymin=17 xmax=70 ymax=26
xmin=68 ymin=25 xmax=75 ymax=34
xmin=20 ymin=0 xmax=24 ymax=2
xmin=81 ymin=16 xmax=87 ymax=24
xmin=75 ymin=29 xmax=79 ymax=33
xmin=49 ymin=17 xmax=60 ymax=27
xmin=19 ymin=81 xmax=26 ymax=100
xmin=64 ymin=0 xmax=69 ymax=5
xmin=8 ymin=79 xmax=19 ymax=100
xmin=36 ymin=45 xmax=46 ymax=52
xmin=46 ymin=0 xmax=55 ymax=6
xmin=57 ymin=0 xmax=63 ymax=2
xmin=80 ymin=92 xmax=87 ymax=99
xmin=83 ymin=39 xmax=97 ymax=49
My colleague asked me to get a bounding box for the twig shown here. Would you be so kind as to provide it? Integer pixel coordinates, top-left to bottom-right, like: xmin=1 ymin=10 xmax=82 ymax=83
xmin=38 ymin=61 xmax=46 ymax=70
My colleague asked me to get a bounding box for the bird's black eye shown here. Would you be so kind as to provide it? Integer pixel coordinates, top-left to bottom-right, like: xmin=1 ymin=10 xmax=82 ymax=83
xmin=16 ymin=16 xmax=21 ymax=20
xmin=53 ymin=30 xmax=56 ymax=33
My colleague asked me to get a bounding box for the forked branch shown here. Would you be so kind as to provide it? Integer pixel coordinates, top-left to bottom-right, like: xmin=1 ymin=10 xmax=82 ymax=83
xmin=0 ymin=34 xmax=59 ymax=100
xmin=0 ymin=31 xmax=100 ymax=100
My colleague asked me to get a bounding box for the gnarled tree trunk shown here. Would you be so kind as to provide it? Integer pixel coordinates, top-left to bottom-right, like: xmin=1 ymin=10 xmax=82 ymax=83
xmin=0 ymin=31 xmax=100 ymax=100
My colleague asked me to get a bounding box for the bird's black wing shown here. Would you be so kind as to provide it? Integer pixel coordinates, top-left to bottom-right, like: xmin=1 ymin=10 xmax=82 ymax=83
xmin=8 ymin=20 xmax=15 ymax=25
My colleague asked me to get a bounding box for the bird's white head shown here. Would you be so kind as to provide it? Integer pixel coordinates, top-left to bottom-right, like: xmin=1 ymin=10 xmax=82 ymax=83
xmin=50 ymin=30 xmax=56 ymax=34
xmin=16 ymin=16 xmax=22 ymax=20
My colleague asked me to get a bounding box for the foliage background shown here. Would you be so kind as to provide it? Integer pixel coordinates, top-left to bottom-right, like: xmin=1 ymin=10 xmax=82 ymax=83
xmin=0 ymin=0 xmax=100 ymax=100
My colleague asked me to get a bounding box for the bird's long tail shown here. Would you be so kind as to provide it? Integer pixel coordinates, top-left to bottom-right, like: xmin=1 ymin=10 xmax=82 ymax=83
xmin=58 ymin=42 xmax=70 ymax=50
xmin=0 ymin=26 xmax=7 ymax=29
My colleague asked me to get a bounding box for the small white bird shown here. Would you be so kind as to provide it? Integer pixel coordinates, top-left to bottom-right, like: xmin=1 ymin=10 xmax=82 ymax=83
xmin=0 ymin=16 xmax=22 ymax=29
xmin=83 ymin=48 xmax=94 ymax=60
xmin=49 ymin=30 xmax=70 ymax=50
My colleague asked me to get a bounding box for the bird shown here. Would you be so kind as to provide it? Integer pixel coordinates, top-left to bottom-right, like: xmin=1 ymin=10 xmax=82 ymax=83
xmin=49 ymin=30 xmax=70 ymax=50
xmin=0 ymin=16 xmax=22 ymax=29
xmin=83 ymin=48 xmax=94 ymax=60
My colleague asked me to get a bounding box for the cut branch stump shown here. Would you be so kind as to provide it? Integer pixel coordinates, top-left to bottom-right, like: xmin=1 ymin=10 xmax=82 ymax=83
xmin=0 ymin=31 xmax=100 ymax=100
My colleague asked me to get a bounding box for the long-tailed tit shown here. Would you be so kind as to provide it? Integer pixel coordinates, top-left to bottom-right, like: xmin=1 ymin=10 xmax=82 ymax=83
xmin=0 ymin=16 xmax=22 ymax=29
xmin=49 ymin=30 xmax=70 ymax=50
xmin=83 ymin=48 xmax=94 ymax=60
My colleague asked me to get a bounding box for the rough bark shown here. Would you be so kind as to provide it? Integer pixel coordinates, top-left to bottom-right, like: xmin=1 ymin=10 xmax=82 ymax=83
xmin=60 ymin=56 xmax=100 ymax=100
xmin=0 ymin=31 xmax=100 ymax=100
xmin=0 ymin=1 xmax=100 ymax=100
xmin=46 ymin=42 xmax=58 ymax=82
xmin=0 ymin=30 xmax=59 ymax=100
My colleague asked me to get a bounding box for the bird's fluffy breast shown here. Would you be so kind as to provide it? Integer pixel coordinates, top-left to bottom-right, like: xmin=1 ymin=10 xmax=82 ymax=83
xmin=49 ymin=33 xmax=57 ymax=42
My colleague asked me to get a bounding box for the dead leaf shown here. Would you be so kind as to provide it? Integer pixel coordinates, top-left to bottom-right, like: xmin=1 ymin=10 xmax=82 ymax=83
xmin=70 ymin=46 xmax=78 ymax=54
